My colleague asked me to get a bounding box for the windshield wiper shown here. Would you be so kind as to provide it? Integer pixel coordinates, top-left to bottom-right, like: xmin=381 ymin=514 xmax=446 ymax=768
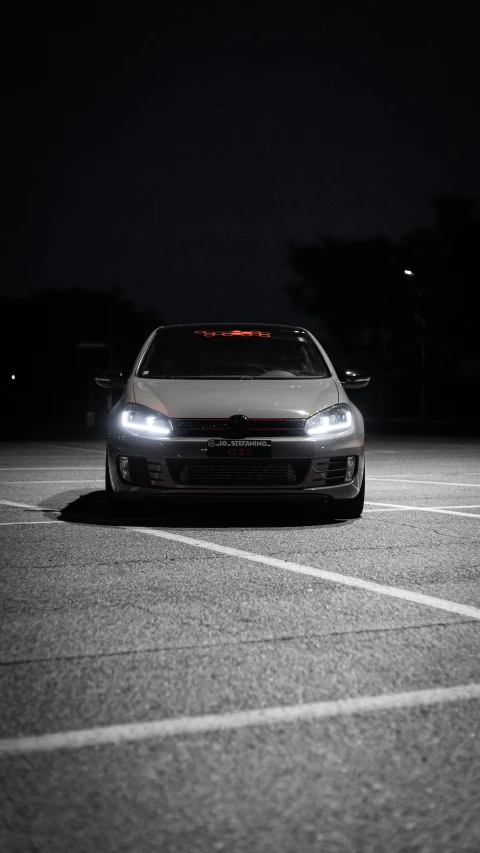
xmin=152 ymin=374 xmax=261 ymax=379
xmin=142 ymin=375 xmax=206 ymax=379
xmin=143 ymin=373 xmax=325 ymax=380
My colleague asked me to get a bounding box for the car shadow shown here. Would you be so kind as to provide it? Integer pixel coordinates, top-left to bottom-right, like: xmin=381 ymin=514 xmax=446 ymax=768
xmin=53 ymin=490 xmax=346 ymax=528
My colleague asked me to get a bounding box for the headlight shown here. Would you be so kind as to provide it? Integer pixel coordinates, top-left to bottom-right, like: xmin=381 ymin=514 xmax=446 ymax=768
xmin=120 ymin=404 xmax=172 ymax=437
xmin=305 ymin=404 xmax=353 ymax=436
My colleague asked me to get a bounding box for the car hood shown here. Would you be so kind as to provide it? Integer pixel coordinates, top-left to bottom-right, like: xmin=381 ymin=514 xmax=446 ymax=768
xmin=132 ymin=377 xmax=339 ymax=419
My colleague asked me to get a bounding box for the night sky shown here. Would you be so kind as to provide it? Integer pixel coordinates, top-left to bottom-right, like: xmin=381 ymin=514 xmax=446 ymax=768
xmin=5 ymin=1 xmax=480 ymax=327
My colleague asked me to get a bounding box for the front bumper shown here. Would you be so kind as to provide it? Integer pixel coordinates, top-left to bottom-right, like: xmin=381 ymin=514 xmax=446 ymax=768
xmin=106 ymin=432 xmax=365 ymax=501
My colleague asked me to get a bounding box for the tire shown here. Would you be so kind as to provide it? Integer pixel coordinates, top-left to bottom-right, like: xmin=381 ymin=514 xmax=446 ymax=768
xmin=101 ymin=455 xmax=117 ymax=515
xmin=333 ymin=468 xmax=365 ymax=519
xmin=105 ymin=455 xmax=116 ymax=499
xmin=91 ymin=456 xmax=115 ymax=518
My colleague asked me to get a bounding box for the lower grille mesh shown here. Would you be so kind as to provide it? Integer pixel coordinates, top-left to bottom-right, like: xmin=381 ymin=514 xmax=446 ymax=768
xmin=122 ymin=455 xmax=357 ymax=488
xmin=168 ymin=459 xmax=310 ymax=486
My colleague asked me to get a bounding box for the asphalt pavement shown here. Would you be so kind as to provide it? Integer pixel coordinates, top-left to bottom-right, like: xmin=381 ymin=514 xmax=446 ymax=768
xmin=0 ymin=436 xmax=479 ymax=853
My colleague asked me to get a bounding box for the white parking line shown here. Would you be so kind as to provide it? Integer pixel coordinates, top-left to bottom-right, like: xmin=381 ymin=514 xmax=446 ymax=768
xmin=0 ymin=520 xmax=60 ymax=526
xmin=431 ymin=505 xmax=480 ymax=509
xmin=368 ymin=478 xmax=480 ymax=488
xmin=127 ymin=526 xmax=480 ymax=620
xmin=0 ymin=454 xmax=100 ymax=459
xmin=2 ymin=498 xmax=479 ymax=621
xmin=0 ymin=499 xmax=59 ymax=511
xmin=368 ymin=471 xmax=480 ymax=476
xmin=364 ymin=505 xmax=480 ymax=514
xmin=0 ymin=467 xmax=103 ymax=471
xmin=1 ymin=682 xmax=479 ymax=756
xmin=0 ymin=480 xmax=103 ymax=485
xmin=366 ymin=501 xmax=480 ymax=519
xmin=363 ymin=508 xmax=412 ymax=513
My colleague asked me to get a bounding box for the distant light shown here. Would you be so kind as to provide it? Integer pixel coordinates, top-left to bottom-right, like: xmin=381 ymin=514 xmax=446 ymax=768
xmin=11 ymin=375 xmax=16 ymax=380
xmin=404 ymin=269 xmax=414 ymax=276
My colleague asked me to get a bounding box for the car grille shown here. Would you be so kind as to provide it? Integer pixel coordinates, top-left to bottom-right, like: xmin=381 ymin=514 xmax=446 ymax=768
xmin=167 ymin=458 xmax=311 ymax=486
xmin=122 ymin=455 xmax=357 ymax=488
xmin=170 ymin=418 xmax=306 ymax=437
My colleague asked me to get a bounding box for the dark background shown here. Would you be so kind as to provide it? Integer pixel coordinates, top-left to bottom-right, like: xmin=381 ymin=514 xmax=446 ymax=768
xmin=2 ymin=1 xmax=480 ymax=436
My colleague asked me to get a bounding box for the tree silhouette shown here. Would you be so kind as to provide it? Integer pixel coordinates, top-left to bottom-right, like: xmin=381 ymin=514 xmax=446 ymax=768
xmin=0 ymin=286 xmax=164 ymax=437
xmin=287 ymin=195 xmax=480 ymax=424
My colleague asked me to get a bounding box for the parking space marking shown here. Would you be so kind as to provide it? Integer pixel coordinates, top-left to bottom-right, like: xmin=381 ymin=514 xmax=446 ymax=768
xmin=366 ymin=501 xmax=480 ymax=519
xmin=127 ymin=526 xmax=480 ymax=620
xmin=0 ymin=454 xmax=100 ymax=459
xmin=0 ymin=480 xmax=103 ymax=485
xmin=368 ymin=478 xmax=480 ymax=488
xmin=363 ymin=507 xmax=412 ymax=513
xmin=0 ymin=520 xmax=60 ymax=526
xmin=0 ymin=499 xmax=59 ymax=511
xmin=0 ymin=467 xmax=103 ymax=471
xmin=0 ymin=496 xmax=478 ymax=619
xmin=364 ymin=505 xmax=480 ymax=513
xmin=430 ymin=505 xmax=480 ymax=509
xmin=1 ymin=498 xmax=479 ymax=620
xmin=367 ymin=471 xmax=480 ymax=475
xmin=1 ymin=682 xmax=479 ymax=756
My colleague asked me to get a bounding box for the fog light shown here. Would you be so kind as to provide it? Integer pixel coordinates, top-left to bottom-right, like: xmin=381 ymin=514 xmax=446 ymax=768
xmin=345 ymin=456 xmax=356 ymax=482
xmin=118 ymin=456 xmax=131 ymax=482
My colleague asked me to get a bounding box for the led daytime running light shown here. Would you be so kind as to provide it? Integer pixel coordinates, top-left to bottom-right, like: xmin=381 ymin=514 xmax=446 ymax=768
xmin=121 ymin=407 xmax=172 ymax=437
xmin=306 ymin=405 xmax=352 ymax=436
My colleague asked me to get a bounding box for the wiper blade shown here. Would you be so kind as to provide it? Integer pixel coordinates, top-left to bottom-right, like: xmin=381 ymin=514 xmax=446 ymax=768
xmin=141 ymin=375 xmax=203 ymax=379
xmin=142 ymin=373 xmax=325 ymax=380
xmin=161 ymin=375 xmax=261 ymax=379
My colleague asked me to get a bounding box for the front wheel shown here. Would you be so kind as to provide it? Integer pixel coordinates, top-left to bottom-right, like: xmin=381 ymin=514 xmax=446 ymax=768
xmin=103 ymin=455 xmax=119 ymax=515
xmin=333 ymin=470 xmax=365 ymax=519
xmin=105 ymin=455 xmax=113 ymax=496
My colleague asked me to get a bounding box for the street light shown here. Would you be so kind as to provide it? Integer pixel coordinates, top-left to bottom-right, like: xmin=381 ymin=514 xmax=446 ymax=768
xmin=404 ymin=269 xmax=414 ymax=276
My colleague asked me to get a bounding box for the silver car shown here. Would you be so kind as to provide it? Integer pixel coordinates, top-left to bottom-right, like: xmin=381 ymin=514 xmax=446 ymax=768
xmin=96 ymin=324 xmax=369 ymax=518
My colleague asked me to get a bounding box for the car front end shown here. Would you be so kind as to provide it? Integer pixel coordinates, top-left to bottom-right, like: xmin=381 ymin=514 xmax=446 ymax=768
xmin=101 ymin=324 xmax=367 ymax=514
xmin=107 ymin=403 xmax=364 ymax=505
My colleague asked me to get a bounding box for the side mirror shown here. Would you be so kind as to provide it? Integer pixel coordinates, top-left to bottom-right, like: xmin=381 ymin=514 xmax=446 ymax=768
xmin=95 ymin=371 xmax=125 ymax=390
xmin=340 ymin=369 xmax=370 ymax=390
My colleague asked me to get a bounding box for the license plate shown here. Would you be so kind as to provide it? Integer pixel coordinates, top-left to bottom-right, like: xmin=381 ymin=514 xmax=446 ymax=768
xmin=207 ymin=439 xmax=272 ymax=458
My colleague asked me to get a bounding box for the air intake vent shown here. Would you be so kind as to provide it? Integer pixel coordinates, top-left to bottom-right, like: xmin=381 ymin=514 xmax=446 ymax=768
xmin=312 ymin=456 xmax=357 ymax=485
xmin=167 ymin=458 xmax=310 ymax=486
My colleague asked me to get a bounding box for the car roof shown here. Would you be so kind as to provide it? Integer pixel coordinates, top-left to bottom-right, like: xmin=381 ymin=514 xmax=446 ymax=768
xmin=153 ymin=323 xmax=309 ymax=333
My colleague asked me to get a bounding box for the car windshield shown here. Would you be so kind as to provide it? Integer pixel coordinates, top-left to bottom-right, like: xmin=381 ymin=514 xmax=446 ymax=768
xmin=138 ymin=327 xmax=329 ymax=379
